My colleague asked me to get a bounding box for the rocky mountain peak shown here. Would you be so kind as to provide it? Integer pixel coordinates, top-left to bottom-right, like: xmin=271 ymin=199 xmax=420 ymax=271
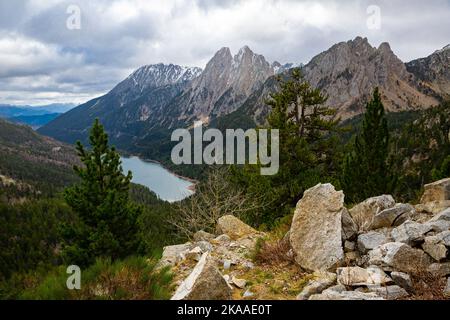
xmin=111 ymin=63 xmax=202 ymax=105
xmin=303 ymin=36 xmax=437 ymax=119
xmin=182 ymin=45 xmax=274 ymax=119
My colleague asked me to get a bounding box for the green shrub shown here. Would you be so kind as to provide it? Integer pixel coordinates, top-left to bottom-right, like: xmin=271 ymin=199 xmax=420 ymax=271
xmin=17 ymin=256 xmax=173 ymax=300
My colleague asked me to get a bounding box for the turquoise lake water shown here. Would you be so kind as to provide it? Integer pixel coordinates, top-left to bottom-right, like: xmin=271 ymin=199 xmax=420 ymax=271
xmin=120 ymin=156 xmax=194 ymax=202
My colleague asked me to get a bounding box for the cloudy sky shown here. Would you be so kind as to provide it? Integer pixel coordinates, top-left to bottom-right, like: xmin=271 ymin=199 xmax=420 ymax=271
xmin=0 ymin=0 xmax=449 ymax=106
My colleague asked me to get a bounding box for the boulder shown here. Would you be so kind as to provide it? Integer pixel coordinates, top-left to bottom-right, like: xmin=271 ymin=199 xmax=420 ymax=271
xmin=195 ymin=241 xmax=214 ymax=253
xmin=429 ymin=208 xmax=450 ymax=222
xmin=390 ymin=271 xmax=414 ymax=293
xmin=185 ymin=247 xmax=203 ymax=261
xmin=368 ymin=242 xmax=432 ymax=273
xmin=296 ymin=271 xmax=337 ymax=300
xmin=336 ymin=266 xmax=391 ymax=286
xmin=309 ymin=290 xmax=384 ymax=300
xmin=367 ymin=285 xmax=409 ymax=300
xmin=428 ymin=262 xmax=450 ymax=277
xmin=323 ymin=284 xmax=347 ymax=294
xmin=422 ymin=234 xmax=449 ymax=261
xmin=156 ymin=243 xmax=192 ymax=269
xmin=370 ymin=203 xmax=415 ymax=230
xmin=216 ymin=215 xmax=257 ymax=240
xmin=357 ymin=231 xmax=388 ymax=254
xmin=212 ymin=234 xmax=231 ymax=245
xmin=390 ymin=220 xmax=432 ymax=246
xmin=231 ymin=276 xmax=247 ymax=289
xmin=171 ymin=253 xmax=232 ymax=300
xmin=193 ymin=230 xmax=215 ymax=242
xmin=420 ymin=178 xmax=450 ymax=203
xmin=424 ymin=220 xmax=450 ymax=233
xmin=415 ymin=201 xmax=450 ymax=215
xmin=289 ymin=183 xmax=346 ymax=271
xmin=349 ymin=195 xmax=395 ymax=231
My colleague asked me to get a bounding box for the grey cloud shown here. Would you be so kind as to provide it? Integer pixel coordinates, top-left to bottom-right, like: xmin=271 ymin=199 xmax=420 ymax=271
xmin=0 ymin=0 xmax=449 ymax=105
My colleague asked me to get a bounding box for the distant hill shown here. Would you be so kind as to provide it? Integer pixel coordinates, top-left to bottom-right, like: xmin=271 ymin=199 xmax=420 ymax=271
xmin=0 ymin=119 xmax=79 ymax=197
xmin=8 ymin=113 xmax=61 ymax=129
xmin=0 ymin=103 xmax=75 ymax=118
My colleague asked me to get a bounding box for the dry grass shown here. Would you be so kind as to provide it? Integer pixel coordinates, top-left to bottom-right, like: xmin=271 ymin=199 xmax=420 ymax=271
xmin=252 ymin=237 xmax=296 ymax=267
xmin=406 ymin=269 xmax=449 ymax=300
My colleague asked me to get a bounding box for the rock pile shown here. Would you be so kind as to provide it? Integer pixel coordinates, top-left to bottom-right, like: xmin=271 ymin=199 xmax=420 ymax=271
xmin=158 ymin=178 xmax=450 ymax=300
xmin=295 ymin=178 xmax=450 ymax=300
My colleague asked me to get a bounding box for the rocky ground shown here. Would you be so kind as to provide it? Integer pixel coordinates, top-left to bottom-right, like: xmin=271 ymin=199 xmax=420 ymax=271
xmin=157 ymin=178 xmax=450 ymax=300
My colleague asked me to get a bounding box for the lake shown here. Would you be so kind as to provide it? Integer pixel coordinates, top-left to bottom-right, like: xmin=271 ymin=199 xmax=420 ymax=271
xmin=120 ymin=156 xmax=194 ymax=202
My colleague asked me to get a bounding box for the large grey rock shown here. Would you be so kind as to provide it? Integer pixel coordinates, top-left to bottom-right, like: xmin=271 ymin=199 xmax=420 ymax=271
xmin=422 ymin=233 xmax=449 ymax=261
xmin=420 ymin=178 xmax=450 ymax=203
xmin=156 ymin=243 xmax=193 ymax=269
xmin=390 ymin=271 xmax=414 ymax=293
xmin=368 ymin=242 xmax=432 ymax=273
xmin=390 ymin=220 xmax=432 ymax=246
xmin=415 ymin=201 xmax=450 ymax=215
xmin=296 ymin=271 xmax=337 ymax=300
xmin=424 ymin=220 xmax=450 ymax=233
xmin=370 ymin=203 xmax=415 ymax=230
xmin=367 ymin=285 xmax=409 ymax=300
xmin=309 ymin=290 xmax=384 ymax=300
xmin=171 ymin=253 xmax=232 ymax=300
xmin=193 ymin=230 xmax=215 ymax=242
xmin=289 ymin=183 xmax=346 ymax=271
xmin=195 ymin=241 xmax=214 ymax=253
xmin=349 ymin=195 xmax=395 ymax=231
xmin=357 ymin=231 xmax=388 ymax=254
xmin=216 ymin=215 xmax=257 ymax=240
xmin=323 ymin=284 xmax=347 ymax=294
xmin=429 ymin=208 xmax=450 ymax=222
xmin=337 ymin=266 xmax=392 ymax=286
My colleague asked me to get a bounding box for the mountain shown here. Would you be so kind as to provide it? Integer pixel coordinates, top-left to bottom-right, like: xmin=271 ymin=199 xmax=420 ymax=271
xmin=406 ymin=44 xmax=450 ymax=100
xmin=39 ymin=47 xmax=279 ymax=146
xmin=39 ymin=63 xmax=202 ymax=146
xmin=39 ymin=38 xmax=449 ymax=161
xmin=233 ymin=37 xmax=446 ymax=123
xmin=174 ymin=46 xmax=275 ymax=123
xmin=0 ymin=119 xmax=79 ymax=196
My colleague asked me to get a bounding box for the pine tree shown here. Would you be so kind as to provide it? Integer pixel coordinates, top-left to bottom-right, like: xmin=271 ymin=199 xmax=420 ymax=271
xmin=61 ymin=119 xmax=141 ymax=266
xmin=342 ymin=88 xmax=395 ymax=203
xmin=247 ymin=68 xmax=341 ymax=219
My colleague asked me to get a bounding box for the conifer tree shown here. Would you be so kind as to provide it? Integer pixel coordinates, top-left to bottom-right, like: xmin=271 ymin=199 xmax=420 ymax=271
xmin=265 ymin=68 xmax=341 ymax=208
xmin=342 ymin=88 xmax=395 ymax=203
xmin=62 ymin=119 xmax=141 ymax=266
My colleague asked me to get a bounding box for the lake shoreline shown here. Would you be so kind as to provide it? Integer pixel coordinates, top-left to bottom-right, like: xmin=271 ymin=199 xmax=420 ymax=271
xmin=120 ymin=154 xmax=197 ymax=199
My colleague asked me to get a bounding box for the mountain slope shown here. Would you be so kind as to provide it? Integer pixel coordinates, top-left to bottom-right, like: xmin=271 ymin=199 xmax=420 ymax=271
xmin=38 ymin=64 xmax=202 ymax=146
xmin=0 ymin=119 xmax=79 ymax=196
xmin=406 ymin=44 xmax=450 ymax=100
